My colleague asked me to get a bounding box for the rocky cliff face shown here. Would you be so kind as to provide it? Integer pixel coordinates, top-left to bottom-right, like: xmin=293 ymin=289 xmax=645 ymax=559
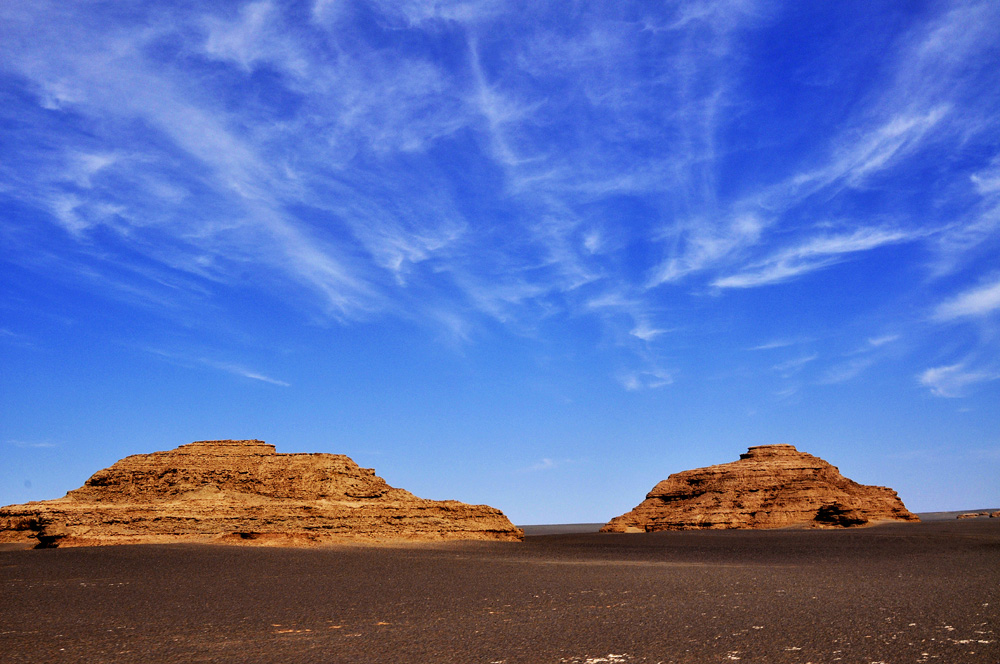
xmin=0 ymin=440 xmax=522 ymax=547
xmin=602 ymin=444 xmax=918 ymax=532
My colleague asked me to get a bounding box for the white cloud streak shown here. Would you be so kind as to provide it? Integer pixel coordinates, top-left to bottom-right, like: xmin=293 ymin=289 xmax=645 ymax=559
xmin=199 ymin=359 xmax=291 ymax=387
xmin=630 ymin=321 xmax=670 ymax=341
xmin=933 ymin=276 xmax=1000 ymax=321
xmin=713 ymin=227 xmax=919 ymax=289
xmin=867 ymin=334 xmax=900 ymax=347
xmin=618 ymin=367 xmax=673 ymax=391
xmin=772 ymin=354 xmax=817 ymax=376
xmin=819 ymin=357 xmax=877 ymax=385
xmin=146 ymin=349 xmax=290 ymax=387
xmin=971 ymin=164 xmax=1000 ymax=195
xmin=749 ymin=338 xmax=809 ymax=351
xmin=520 ymin=456 xmax=583 ymax=472
xmin=5 ymin=440 xmax=58 ymax=449
xmin=919 ymin=363 xmax=997 ymax=398
xmin=523 ymin=458 xmax=556 ymax=472
xmin=649 ymin=214 xmax=765 ymax=287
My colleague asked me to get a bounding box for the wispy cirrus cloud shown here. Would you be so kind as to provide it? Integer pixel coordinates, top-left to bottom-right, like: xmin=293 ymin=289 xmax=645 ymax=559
xmin=919 ymin=363 xmax=997 ymax=398
xmin=814 ymin=331 xmax=905 ymax=385
xmin=921 ymin=275 xmax=1000 ymax=397
xmin=648 ymin=214 xmax=765 ymax=287
xmin=819 ymin=356 xmax=878 ymax=385
xmin=970 ymin=162 xmax=1000 ymax=195
xmin=2 ymin=0 xmax=999 ymax=399
xmin=618 ymin=367 xmax=673 ymax=391
xmin=5 ymin=439 xmax=58 ymax=449
xmin=929 ymin=152 xmax=1000 ymax=277
xmin=771 ymin=354 xmax=818 ymax=377
xmin=0 ymin=328 xmax=35 ymax=349
xmin=202 ymin=1 xmax=311 ymax=77
xmin=198 ymin=359 xmax=291 ymax=387
xmin=664 ymin=2 xmax=998 ymax=294
xmin=748 ymin=338 xmax=811 ymax=351
xmin=778 ymin=106 xmax=950 ymax=200
xmin=867 ymin=334 xmax=900 ymax=348
xmin=1 ymin=10 xmax=378 ymax=314
xmin=713 ymin=227 xmax=919 ymax=289
xmin=644 ymin=46 xmax=960 ymax=292
xmin=933 ymin=276 xmax=1000 ymax=321
xmin=520 ymin=457 xmax=583 ymax=472
xmin=630 ymin=321 xmax=671 ymax=342
xmin=146 ymin=349 xmax=290 ymax=387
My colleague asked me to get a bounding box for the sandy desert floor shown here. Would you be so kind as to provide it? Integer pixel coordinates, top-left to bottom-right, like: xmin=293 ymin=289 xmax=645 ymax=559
xmin=1 ymin=518 xmax=998 ymax=663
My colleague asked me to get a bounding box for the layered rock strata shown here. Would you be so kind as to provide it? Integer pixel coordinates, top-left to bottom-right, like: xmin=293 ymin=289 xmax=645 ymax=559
xmin=0 ymin=440 xmax=522 ymax=547
xmin=602 ymin=444 xmax=918 ymax=532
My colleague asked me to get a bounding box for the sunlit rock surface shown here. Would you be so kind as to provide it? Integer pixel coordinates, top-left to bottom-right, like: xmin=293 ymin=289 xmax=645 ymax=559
xmin=602 ymin=444 xmax=919 ymax=532
xmin=1 ymin=440 xmax=522 ymax=547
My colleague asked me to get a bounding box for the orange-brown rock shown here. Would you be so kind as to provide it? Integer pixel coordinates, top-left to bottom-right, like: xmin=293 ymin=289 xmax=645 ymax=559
xmin=601 ymin=444 xmax=919 ymax=532
xmin=0 ymin=440 xmax=522 ymax=547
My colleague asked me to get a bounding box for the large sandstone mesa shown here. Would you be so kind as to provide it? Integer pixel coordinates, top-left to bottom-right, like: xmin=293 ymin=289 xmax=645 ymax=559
xmin=602 ymin=444 xmax=919 ymax=532
xmin=0 ymin=440 xmax=522 ymax=547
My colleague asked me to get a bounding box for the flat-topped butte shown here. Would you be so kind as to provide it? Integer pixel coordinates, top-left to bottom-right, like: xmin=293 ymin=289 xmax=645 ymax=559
xmin=602 ymin=444 xmax=919 ymax=532
xmin=0 ymin=440 xmax=522 ymax=547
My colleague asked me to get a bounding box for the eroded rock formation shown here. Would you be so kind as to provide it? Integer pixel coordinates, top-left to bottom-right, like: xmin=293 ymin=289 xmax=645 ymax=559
xmin=0 ymin=440 xmax=522 ymax=547
xmin=602 ymin=444 xmax=918 ymax=532
xmin=958 ymin=512 xmax=995 ymax=519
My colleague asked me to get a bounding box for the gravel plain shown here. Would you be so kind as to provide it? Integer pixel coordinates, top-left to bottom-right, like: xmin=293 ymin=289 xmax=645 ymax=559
xmin=2 ymin=518 xmax=998 ymax=663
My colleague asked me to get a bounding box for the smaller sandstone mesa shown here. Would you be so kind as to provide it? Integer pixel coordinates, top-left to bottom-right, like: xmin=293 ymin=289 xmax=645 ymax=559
xmin=601 ymin=444 xmax=919 ymax=532
xmin=0 ymin=440 xmax=522 ymax=547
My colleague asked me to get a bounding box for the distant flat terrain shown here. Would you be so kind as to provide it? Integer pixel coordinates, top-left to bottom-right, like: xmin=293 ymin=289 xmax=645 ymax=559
xmin=516 ymin=509 xmax=1000 ymax=533
xmin=915 ymin=509 xmax=999 ymax=521
xmin=519 ymin=523 xmax=604 ymax=535
xmin=2 ymin=520 xmax=998 ymax=663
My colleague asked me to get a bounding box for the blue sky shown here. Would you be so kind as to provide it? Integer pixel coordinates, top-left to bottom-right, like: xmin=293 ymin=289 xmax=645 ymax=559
xmin=2 ymin=1 xmax=999 ymax=524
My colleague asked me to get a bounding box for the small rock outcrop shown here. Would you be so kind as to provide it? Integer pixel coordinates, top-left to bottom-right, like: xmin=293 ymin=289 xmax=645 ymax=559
xmin=957 ymin=512 xmax=992 ymax=520
xmin=0 ymin=440 xmax=522 ymax=547
xmin=602 ymin=444 xmax=919 ymax=532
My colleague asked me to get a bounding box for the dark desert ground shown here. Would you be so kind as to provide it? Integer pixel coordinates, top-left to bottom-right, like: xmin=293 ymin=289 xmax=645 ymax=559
xmin=2 ymin=517 xmax=998 ymax=664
